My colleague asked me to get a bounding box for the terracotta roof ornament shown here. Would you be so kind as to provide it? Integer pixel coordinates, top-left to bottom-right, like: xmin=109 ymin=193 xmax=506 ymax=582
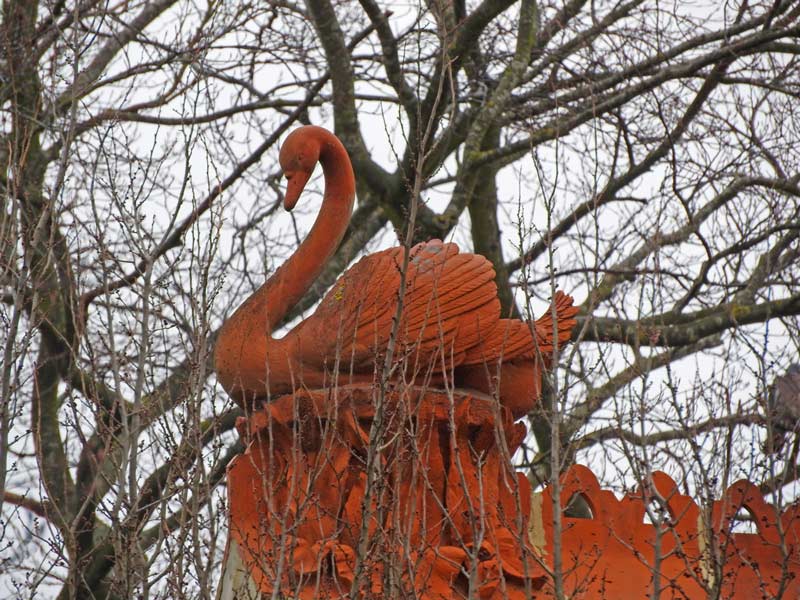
xmin=215 ymin=125 xmax=578 ymax=598
xmin=215 ymin=126 xmax=800 ymax=599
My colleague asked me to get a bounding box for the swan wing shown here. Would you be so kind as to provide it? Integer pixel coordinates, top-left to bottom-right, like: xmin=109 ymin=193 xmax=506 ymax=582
xmin=460 ymin=291 xmax=578 ymax=364
xmin=297 ymin=240 xmax=501 ymax=375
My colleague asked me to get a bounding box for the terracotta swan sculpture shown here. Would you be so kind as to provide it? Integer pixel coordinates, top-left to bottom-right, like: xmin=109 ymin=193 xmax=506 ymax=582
xmin=214 ymin=125 xmax=578 ymax=418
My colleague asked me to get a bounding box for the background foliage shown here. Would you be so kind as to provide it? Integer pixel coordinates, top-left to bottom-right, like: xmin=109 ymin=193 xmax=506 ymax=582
xmin=1 ymin=0 xmax=799 ymax=597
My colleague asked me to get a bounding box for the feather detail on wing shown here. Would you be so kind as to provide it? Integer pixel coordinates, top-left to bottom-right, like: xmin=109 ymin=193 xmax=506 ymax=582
xmin=460 ymin=291 xmax=578 ymax=365
xmin=296 ymin=240 xmax=501 ymax=373
xmin=532 ymin=290 xmax=580 ymax=357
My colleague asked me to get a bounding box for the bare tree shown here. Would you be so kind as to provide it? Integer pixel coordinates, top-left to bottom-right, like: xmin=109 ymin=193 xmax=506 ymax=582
xmin=1 ymin=0 xmax=799 ymax=597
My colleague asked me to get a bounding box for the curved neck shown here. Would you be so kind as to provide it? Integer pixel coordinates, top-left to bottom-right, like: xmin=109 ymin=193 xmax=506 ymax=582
xmin=256 ymin=129 xmax=355 ymax=333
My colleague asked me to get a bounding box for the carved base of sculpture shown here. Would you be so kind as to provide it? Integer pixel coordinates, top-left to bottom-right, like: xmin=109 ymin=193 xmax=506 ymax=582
xmin=224 ymin=385 xmax=545 ymax=599
xmin=221 ymin=386 xmax=800 ymax=599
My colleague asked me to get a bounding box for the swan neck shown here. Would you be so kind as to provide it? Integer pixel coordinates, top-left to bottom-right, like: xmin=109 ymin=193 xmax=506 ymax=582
xmin=263 ymin=132 xmax=355 ymax=332
xmin=214 ymin=127 xmax=355 ymax=399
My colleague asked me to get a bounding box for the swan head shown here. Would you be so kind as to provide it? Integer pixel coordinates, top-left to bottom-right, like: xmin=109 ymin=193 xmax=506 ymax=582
xmin=279 ymin=126 xmax=322 ymax=211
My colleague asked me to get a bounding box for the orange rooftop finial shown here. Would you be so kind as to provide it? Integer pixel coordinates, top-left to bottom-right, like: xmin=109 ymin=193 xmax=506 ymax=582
xmin=215 ymin=125 xmax=581 ymax=599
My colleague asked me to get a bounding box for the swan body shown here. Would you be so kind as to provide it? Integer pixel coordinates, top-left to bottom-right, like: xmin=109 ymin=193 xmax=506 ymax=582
xmin=214 ymin=126 xmax=577 ymax=417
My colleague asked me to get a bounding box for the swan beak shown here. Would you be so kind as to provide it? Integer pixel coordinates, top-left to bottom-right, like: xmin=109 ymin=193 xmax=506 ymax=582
xmin=284 ymin=170 xmax=311 ymax=211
